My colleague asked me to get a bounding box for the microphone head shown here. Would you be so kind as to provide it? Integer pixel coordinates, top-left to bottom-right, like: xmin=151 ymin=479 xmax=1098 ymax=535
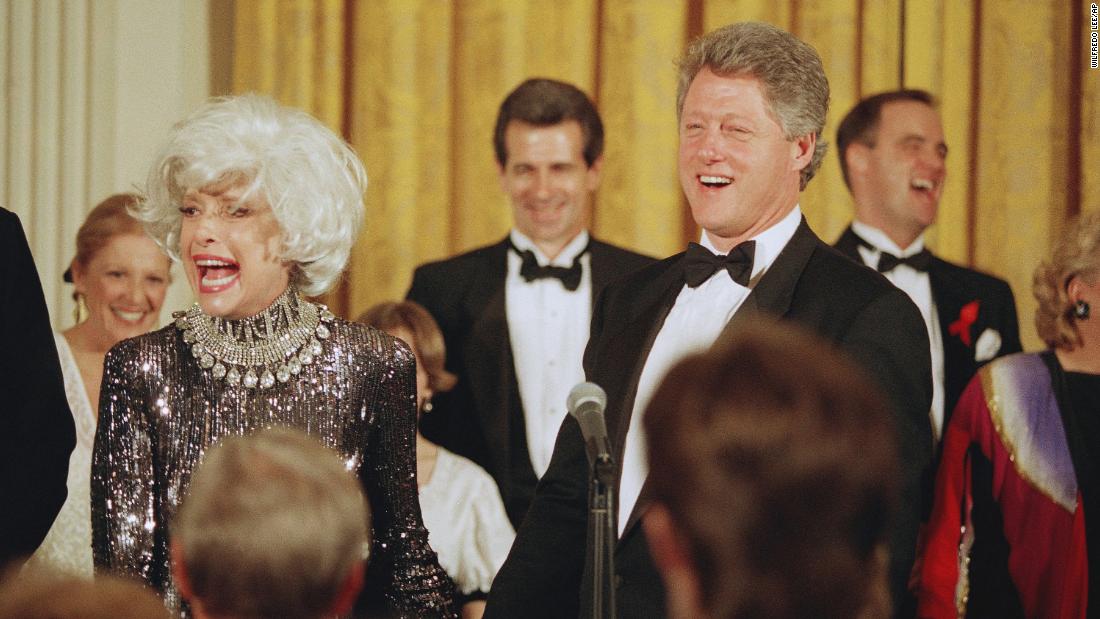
xmin=567 ymin=382 xmax=607 ymax=416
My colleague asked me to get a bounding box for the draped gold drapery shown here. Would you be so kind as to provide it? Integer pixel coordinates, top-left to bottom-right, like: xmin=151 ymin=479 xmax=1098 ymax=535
xmin=230 ymin=0 xmax=1099 ymax=350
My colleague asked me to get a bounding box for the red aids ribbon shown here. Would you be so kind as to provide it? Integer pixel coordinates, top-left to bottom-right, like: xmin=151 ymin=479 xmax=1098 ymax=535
xmin=948 ymin=300 xmax=980 ymax=346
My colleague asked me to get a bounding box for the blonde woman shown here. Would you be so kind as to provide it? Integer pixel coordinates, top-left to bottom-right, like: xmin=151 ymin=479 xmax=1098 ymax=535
xmin=27 ymin=193 xmax=170 ymax=577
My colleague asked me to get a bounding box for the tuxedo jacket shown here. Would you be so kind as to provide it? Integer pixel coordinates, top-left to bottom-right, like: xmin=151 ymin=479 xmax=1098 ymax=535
xmin=834 ymin=226 xmax=1022 ymax=430
xmin=407 ymin=237 xmax=654 ymax=527
xmin=0 ymin=208 xmax=75 ymax=567
xmin=484 ymin=220 xmax=934 ymax=619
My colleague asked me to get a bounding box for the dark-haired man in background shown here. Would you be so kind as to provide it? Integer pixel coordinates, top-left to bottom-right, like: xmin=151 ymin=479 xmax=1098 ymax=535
xmin=833 ymin=90 xmax=1020 ymax=447
xmin=408 ymin=78 xmax=653 ymax=528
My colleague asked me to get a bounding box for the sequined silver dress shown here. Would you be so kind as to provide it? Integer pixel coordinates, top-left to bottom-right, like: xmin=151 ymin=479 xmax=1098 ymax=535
xmin=90 ymin=289 xmax=456 ymax=617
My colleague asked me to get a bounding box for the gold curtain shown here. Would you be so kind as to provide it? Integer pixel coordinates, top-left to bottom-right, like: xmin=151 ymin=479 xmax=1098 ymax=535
xmin=231 ymin=0 xmax=1097 ymax=350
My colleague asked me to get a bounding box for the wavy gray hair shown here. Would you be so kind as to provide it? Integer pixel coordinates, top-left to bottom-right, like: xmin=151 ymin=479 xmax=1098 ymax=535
xmin=677 ymin=22 xmax=830 ymax=190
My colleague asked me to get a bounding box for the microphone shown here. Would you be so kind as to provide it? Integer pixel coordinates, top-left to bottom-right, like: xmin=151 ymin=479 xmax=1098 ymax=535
xmin=567 ymin=382 xmax=612 ymax=469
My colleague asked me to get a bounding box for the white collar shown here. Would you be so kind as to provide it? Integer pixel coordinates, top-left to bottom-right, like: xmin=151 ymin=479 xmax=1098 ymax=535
xmin=852 ymin=220 xmax=926 ymax=257
xmin=509 ymin=229 xmax=591 ymax=267
xmin=700 ymin=205 xmax=802 ymax=281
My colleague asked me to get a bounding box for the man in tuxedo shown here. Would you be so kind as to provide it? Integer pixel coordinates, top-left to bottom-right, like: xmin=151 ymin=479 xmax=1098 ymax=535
xmin=833 ymin=90 xmax=1021 ymax=444
xmin=0 ymin=207 xmax=75 ymax=567
xmin=407 ymin=78 xmax=653 ymax=527
xmin=486 ymin=22 xmax=932 ymax=618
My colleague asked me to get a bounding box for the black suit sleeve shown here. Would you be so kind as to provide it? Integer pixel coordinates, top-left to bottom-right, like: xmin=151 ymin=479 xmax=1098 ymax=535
xmin=0 ymin=210 xmax=75 ymax=567
xmin=406 ymin=266 xmax=487 ymax=463
xmin=483 ymin=416 xmax=589 ymax=618
xmin=483 ymin=285 xmax=610 ymax=619
xmin=406 ymin=266 xmax=455 ymax=445
xmin=837 ymin=288 xmax=933 ymax=615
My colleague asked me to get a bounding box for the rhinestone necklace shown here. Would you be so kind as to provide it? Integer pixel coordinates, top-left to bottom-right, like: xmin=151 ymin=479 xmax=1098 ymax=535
xmin=173 ymin=287 xmax=335 ymax=390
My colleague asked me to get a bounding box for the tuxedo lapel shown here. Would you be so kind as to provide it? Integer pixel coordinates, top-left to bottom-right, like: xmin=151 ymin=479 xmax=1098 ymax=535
xmin=718 ymin=219 xmax=819 ymax=338
xmin=927 ymin=257 xmax=972 ymax=427
xmin=619 ymin=223 xmax=822 ymax=540
xmin=603 ymin=262 xmax=685 ymax=457
xmin=834 ymin=226 xmax=863 ymax=263
xmin=462 ymin=240 xmax=514 ymax=478
xmin=589 ymin=241 xmax=613 ymax=305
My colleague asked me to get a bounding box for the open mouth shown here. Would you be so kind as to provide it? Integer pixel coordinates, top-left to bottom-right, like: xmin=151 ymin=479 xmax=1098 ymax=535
xmin=194 ymin=255 xmax=241 ymax=292
xmin=111 ymin=308 xmax=147 ymax=323
xmin=699 ymin=175 xmax=732 ymax=188
xmin=910 ymin=178 xmax=937 ymax=198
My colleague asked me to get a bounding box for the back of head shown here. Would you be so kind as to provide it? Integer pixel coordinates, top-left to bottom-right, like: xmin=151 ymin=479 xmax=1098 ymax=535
xmin=644 ymin=321 xmax=898 ymax=619
xmin=676 ymin=21 xmax=830 ymax=189
xmin=835 ymin=90 xmax=936 ymax=190
xmin=173 ymin=428 xmax=370 ymax=619
xmin=493 ymin=78 xmax=604 ymax=167
xmin=0 ymin=570 xmax=169 ymax=619
xmin=355 ymin=300 xmax=456 ymax=393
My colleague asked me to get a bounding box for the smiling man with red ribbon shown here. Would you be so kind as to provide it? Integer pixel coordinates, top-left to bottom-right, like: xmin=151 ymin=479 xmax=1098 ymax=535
xmin=834 ymin=91 xmax=1022 ymax=447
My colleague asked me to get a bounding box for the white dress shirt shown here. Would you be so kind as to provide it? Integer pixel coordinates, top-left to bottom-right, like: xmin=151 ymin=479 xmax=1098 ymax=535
xmin=506 ymin=229 xmax=592 ymax=478
xmin=617 ymin=207 xmax=803 ymax=534
xmin=852 ymin=220 xmax=946 ymax=440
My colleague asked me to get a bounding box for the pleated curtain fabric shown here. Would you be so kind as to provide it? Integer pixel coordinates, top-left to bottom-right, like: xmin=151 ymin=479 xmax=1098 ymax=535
xmin=230 ymin=0 xmax=1100 ymax=352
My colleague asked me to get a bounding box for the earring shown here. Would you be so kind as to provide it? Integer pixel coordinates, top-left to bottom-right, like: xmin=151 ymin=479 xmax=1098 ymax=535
xmin=421 ymin=398 xmax=434 ymax=414
xmin=73 ymin=292 xmax=88 ymax=325
xmin=1074 ymin=300 xmax=1090 ymax=320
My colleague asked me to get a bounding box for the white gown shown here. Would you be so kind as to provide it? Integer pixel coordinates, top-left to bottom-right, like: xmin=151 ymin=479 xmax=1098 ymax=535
xmin=25 ymin=333 xmax=95 ymax=577
xmin=419 ymin=447 xmax=515 ymax=598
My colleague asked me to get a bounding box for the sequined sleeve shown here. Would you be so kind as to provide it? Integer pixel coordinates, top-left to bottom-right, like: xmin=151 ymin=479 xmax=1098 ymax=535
xmin=360 ymin=332 xmax=457 ymax=617
xmin=90 ymin=339 xmax=163 ymax=588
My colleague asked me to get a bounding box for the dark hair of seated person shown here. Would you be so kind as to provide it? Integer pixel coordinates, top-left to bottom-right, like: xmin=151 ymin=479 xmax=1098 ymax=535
xmin=643 ymin=320 xmax=900 ymax=619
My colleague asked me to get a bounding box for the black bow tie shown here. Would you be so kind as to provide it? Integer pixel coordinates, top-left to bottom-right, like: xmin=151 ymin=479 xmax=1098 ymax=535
xmin=853 ymin=233 xmax=931 ymax=273
xmin=683 ymin=241 xmax=756 ymax=287
xmin=510 ymin=240 xmax=588 ymax=291
xmin=873 ymin=248 xmax=931 ymax=273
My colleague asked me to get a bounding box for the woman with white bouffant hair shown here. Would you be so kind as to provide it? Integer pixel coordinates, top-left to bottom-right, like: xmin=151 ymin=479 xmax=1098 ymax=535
xmin=90 ymin=94 xmax=455 ymax=618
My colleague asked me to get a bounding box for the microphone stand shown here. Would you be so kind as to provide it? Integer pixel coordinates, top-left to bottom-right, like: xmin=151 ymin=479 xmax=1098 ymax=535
xmin=588 ymin=451 xmax=617 ymax=619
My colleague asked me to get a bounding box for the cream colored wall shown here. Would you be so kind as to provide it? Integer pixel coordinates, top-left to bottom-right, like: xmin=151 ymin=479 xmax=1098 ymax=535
xmin=1 ymin=0 xmax=211 ymax=331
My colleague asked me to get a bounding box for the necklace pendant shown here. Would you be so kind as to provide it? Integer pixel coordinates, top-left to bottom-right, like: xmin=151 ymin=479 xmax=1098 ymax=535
xmin=175 ymin=287 xmax=326 ymax=389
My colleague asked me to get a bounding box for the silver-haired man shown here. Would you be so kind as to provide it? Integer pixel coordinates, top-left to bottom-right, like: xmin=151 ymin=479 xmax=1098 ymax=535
xmin=171 ymin=428 xmax=369 ymax=619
